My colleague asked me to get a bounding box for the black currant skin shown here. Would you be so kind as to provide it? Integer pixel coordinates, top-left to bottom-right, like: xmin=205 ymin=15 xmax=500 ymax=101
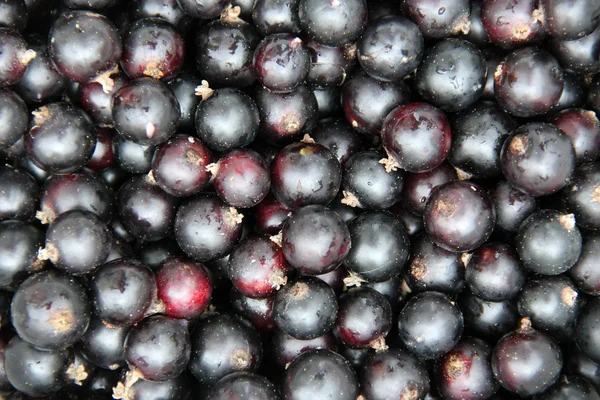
xmin=459 ymin=290 xmax=519 ymax=342
xmin=252 ymin=0 xmax=302 ymax=37
xmin=402 ymin=162 xmax=457 ymax=215
xmin=4 ymin=336 xmax=73 ymax=397
xmin=48 ymin=10 xmax=122 ymax=83
xmin=423 ymin=181 xmax=496 ymax=253
xmin=570 ymin=233 xmax=600 ymax=296
xmin=282 ymin=349 xmax=359 ymax=400
xmin=551 ymin=109 xmax=600 ymax=164
xmin=273 ymin=277 xmax=338 ymax=340
xmin=341 ymin=151 xmax=404 ymax=210
xmin=492 ymin=180 xmax=538 ymax=233
xmin=344 ymin=210 xmax=410 ymax=283
xmin=501 ymin=123 xmax=576 ymax=197
xmin=576 ymin=297 xmax=600 ymax=364
xmin=0 ymin=166 xmax=39 ymax=222
xmin=360 ymin=348 xmax=430 ymax=400
xmin=0 ymin=29 xmax=36 ymax=87
xmin=281 ymin=205 xmax=350 ymax=276
xmin=311 ymin=119 xmax=365 ymax=169
xmin=516 ymin=209 xmax=582 ymax=276
xmin=25 ymin=102 xmax=97 ymax=174
xmin=492 ymin=318 xmax=563 ymax=397
xmin=114 ymin=135 xmax=155 ymax=174
xmin=533 ymin=374 xmax=600 ymax=400
xmin=79 ymin=317 xmax=128 ymax=370
xmin=481 ymin=0 xmax=544 ymax=49
xmin=39 ymin=210 xmax=111 ymax=275
xmin=271 ymin=329 xmax=338 ymax=368
xmin=0 ymin=220 xmax=44 ymax=291
xmin=562 ymin=162 xmax=600 ymax=230
xmin=550 ymin=26 xmax=600 ymax=75
xmin=402 ymin=0 xmax=470 ymax=39
xmin=11 ymin=270 xmax=90 ymax=351
xmin=174 ymin=193 xmax=244 ymax=262
xmin=124 ymin=315 xmax=191 ymax=381
xmin=231 ymin=288 xmax=277 ymax=333
xmin=168 ymin=72 xmax=202 ymax=133
xmin=209 ymin=372 xmax=280 ymax=400
xmin=189 ymin=313 xmax=262 ymax=386
xmin=115 ymin=372 xmax=192 ymax=400
xmin=397 ymin=291 xmax=464 ymax=360
xmin=112 ymin=77 xmax=180 ymax=146
xmin=90 ymin=258 xmax=156 ymax=328
xmin=306 ymin=38 xmax=356 ymax=88
xmin=297 ymin=0 xmax=367 ymax=47
xmin=177 ymin=0 xmax=229 ymax=19
xmin=416 ymin=38 xmax=487 ymax=113
xmin=0 ymin=89 xmax=28 ymax=150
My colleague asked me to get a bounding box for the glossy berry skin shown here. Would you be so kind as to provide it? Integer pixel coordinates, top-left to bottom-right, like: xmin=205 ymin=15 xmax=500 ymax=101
xmin=550 ymin=27 xmax=600 ymax=75
xmin=305 ymin=39 xmax=355 ymax=87
xmin=0 ymin=166 xmax=39 ymax=221
xmin=209 ymin=372 xmax=280 ymax=400
xmin=0 ymin=29 xmax=35 ymax=87
xmin=282 ymin=205 xmax=350 ymax=275
xmin=434 ymin=337 xmax=499 ymax=400
xmin=129 ymin=0 xmax=194 ymax=30
xmin=516 ymin=210 xmax=582 ymax=275
xmin=311 ymin=120 xmax=364 ymax=168
xmin=576 ymin=298 xmax=600 ymax=364
xmin=403 ymin=162 xmax=457 ymax=215
xmin=282 ymin=349 xmax=359 ymax=400
xmin=551 ymin=109 xmax=600 ymax=164
xmin=0 ymin=221 xmax=44 ymax=290
xmin=357 ymin=15 xmax=423 ymax=82
xmin=91 ymin=258 xmax=156 ymax=327
xmin=155 ymin=257 xmax=212 ymax=319
xmin=86 ymin=128 xmax=117 ymax=170
xmin=534 ymin=374 xmax=600 ymax=400
xmin=398 ymin=291 xmax=464 ymax=360
xmin=417 ymin=39 xmax=486 ymax=113
xmin=253 ymin=34 xmax=310 ymax=92
xmin=175 ymin=194 xmax=244 ymax=262
xmin=125 ymin=315 xmax=190 ymax=381
xmin=449 ymin=102 xmax=516 ymax=179
xmin=189 ymin=313 xmax=262 ymax=386
xmin=195 ymin=11 xmax=259 ymax=88
xmin=570 ymin=234 xmax=600 ymax=296
xmin=406 ymin=234 xmax=465 ymax=295
xmin=118 ymin=175 xmax=178 ymax=242
xmin=4 ymin=336 xmax=72 ymax=397
xmin=78 ymin=69 xmax=127 ymax=128
xmin=253 ymin=194 xmax=291 ymax=235
xmin=501 ymin=123 xmax=575 ymax=197
xmin=79 ymin=317 xmax=128 ymax=370
xmin=334 ymin=288 xmax=392 ymax=349
xmin=231 ymin=288 xmax=277 ymax=333
xmin=424 ymin=181 xmax=496 ymax=253
xmin=492 ymin=180 xmax=538 ymax=233
xmin=273 ymin=277 xmax=338 ymax=340
xmin=466 ymin=0 xmax=491 ymax=47
xmin=151 ymin=134 xmax=212 ymax=197
xmin=563 ymin=162 xmax=600 ymax=230
xmin=402 ymin=0 xmax=470 ymax=39
xmin=517 ymin=275 xmax=580 ymax=335
xmin=195 ymin=88 xmax=259 ymax=153
xmin=40 ymin=210 xmax=111 ymax=275
xmin=494 ymin=47 xmax=564 ymax=118
xmin=341 ymin=151 xmax=404 ymax=210
xmin=252 ymin=0 xmax=302 ymax=37
xmin=541 ymin=0 xmax=600 ymax=39
xmin=168 ymin=72 xmax=201 ymax=133
xmin=344 ymin=211 xmax=410 ymax=282
xmin=360 ymin=348 xmax=429 ymax=400
xmin=271 ymin=329 xmax=337 ymax=368
xmin=459 ymin=291 xmax=519 ymax=341
xmin=25 ymin=102 xmax=96 ymax=174
xmin=112 ymin=77 xmax=180 ymax=146
xmin=118 ymin=373 xmax=192 ymax=400
xmin=228 ymin=235 xmax=289 ymax=299
xmin=0 ymin=0 xmax=28 ymax=31
xmin=38 ymin=171 xmax=114 ymax=224
xmin=272 ymin=142 xmax=341 ymax=209
xmin=210 ymin=149 xmax=270 ymax=208
xmin=0 ymin=89 xmax=27 ymax=149
xmin=176 ymin=0 xmax=229 ymax=19
xmin=466 ymin=243 xmax=525 ymax=302
xmin=48 ymin=10 xmax=121 ymax=82
xmin=11 ymin=270 xmax=90 ymax=350
xmin=382 ymin=102 xmax=452 ymax=173
xmin=481 ymin=0 xmax=545 ymax=48
xmin=120 ymin=18 xmax=185 ymax=81
xmin=297 ymin=0 xmax=367 ymax=46
xmin=492 ymin=319 xmax=563 ymax=397
xmin=256 ymin=85 xmax=318 ymax=146
xmin=114 ymin=135 xmax=155 ymax=174
xmin=341 ymin=72 xmax=411 ymax=135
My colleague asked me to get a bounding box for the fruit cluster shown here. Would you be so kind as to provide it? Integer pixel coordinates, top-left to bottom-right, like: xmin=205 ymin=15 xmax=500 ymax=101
xmin=1 ymin=0 xmax=600 ymax=399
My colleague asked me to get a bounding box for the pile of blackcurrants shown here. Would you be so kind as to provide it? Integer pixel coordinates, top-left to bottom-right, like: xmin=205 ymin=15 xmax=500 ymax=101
xmin=1 ymin=0 xmax=600 ymax=398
